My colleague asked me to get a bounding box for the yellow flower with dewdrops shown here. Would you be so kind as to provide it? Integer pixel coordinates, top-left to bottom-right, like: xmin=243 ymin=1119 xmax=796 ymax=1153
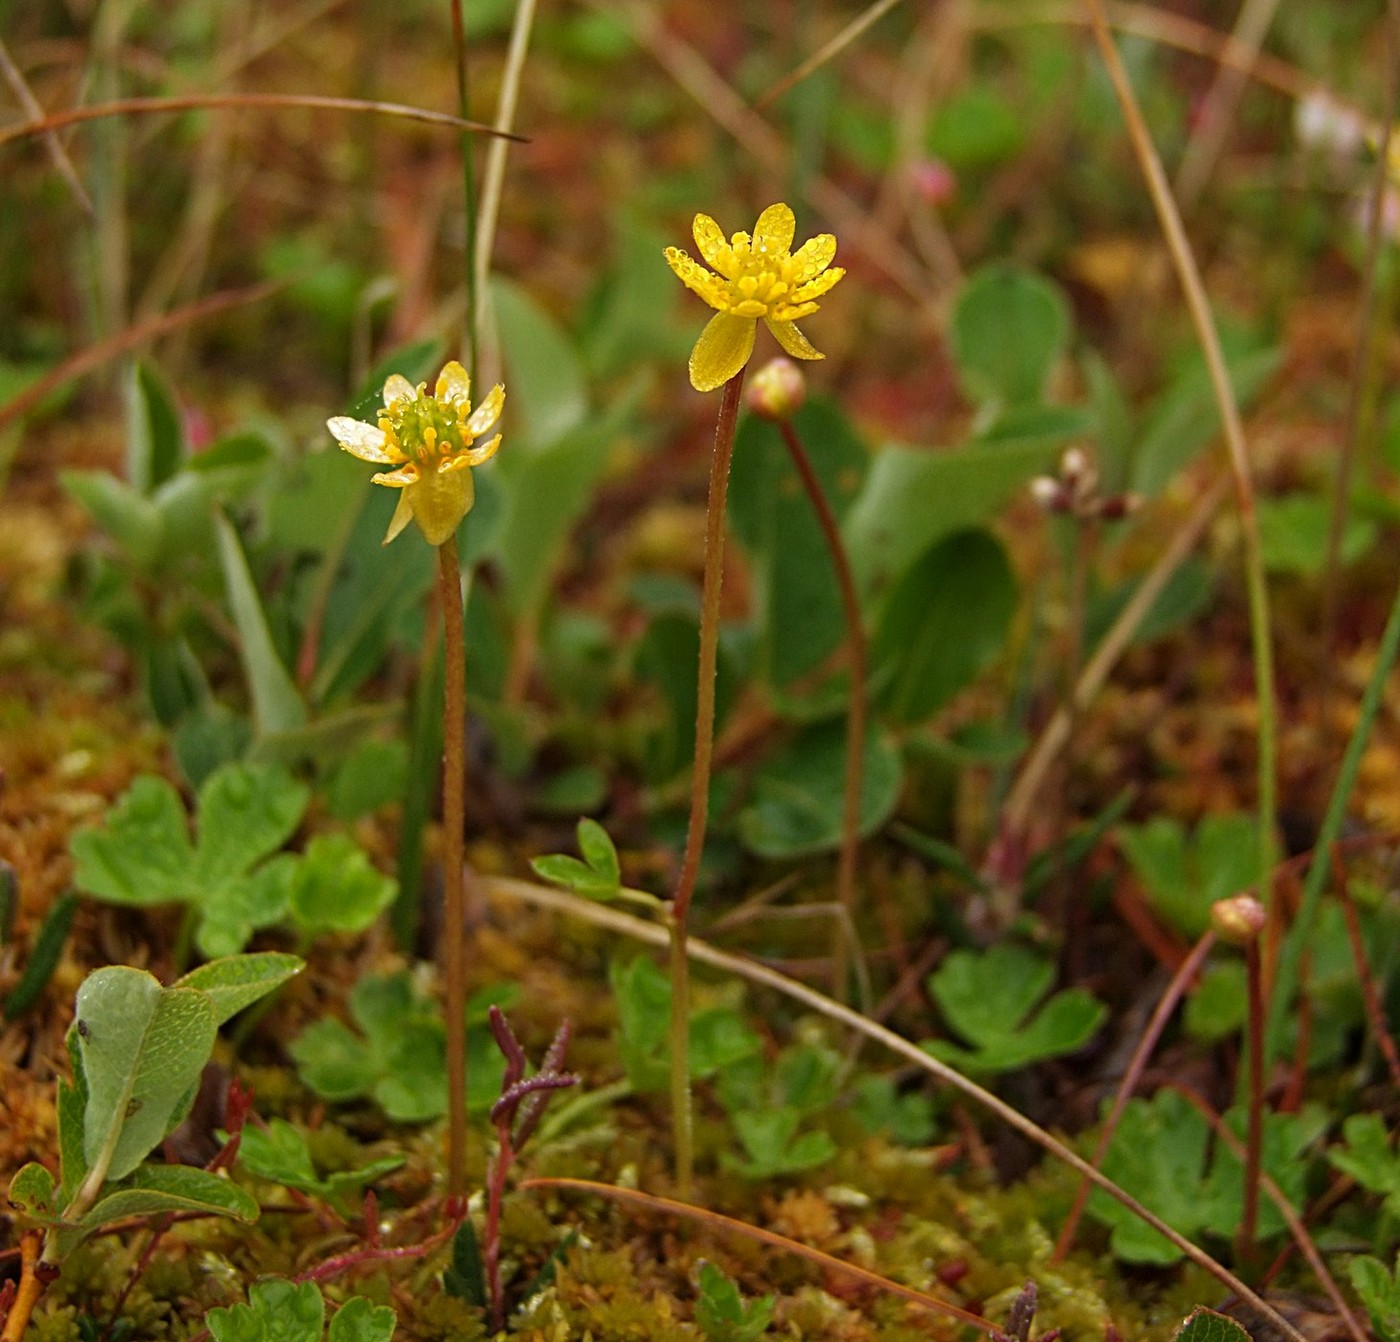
xmin=664 ymin=202 xmax=844 ymax=393
xmin=328 ymin=361 xmax=504 ymax=547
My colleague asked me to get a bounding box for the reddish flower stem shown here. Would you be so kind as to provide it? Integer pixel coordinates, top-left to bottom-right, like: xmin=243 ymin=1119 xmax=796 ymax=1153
xmin=668 ymin=368 xmax=744 ymax=1198
xmin=438 ymin=535 xmax=469 ymax=1198
xmin=1052 ymin=929 xmax=1215 ymax=1260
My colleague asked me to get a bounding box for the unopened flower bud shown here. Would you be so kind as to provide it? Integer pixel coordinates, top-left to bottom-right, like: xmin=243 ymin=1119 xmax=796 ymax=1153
xmin=1095 ymin=492 xmax=1142 ymax=522
xmin=1030 ymin=476 xmax=1066 ymax=513
xmin=1211 ymin=894 xmax=1267 ymax=947
xmin=746 ymin=357 xmax=807 ymax=421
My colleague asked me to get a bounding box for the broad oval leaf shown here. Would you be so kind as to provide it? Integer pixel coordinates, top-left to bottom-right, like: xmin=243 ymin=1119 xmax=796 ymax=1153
xmin=873 ymin=529 xmax=1017 ymax=725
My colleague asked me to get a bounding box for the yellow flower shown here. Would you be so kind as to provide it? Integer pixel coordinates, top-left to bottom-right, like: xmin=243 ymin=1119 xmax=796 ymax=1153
xmin=664 ymin=202 xmax=844 ymax=393
xmin=328 ymin=361 xmax=504 ymax=546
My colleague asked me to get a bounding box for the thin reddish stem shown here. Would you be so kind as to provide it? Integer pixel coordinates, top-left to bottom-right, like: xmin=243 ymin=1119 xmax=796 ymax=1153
xmin=1053 ymin=929 xmax=1216 ymax=1260
xmin=438 ymin=537 xmax=469 ymax=1198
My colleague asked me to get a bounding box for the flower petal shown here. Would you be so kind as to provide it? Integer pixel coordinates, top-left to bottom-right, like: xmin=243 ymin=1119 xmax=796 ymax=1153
xmin=790 ymin=265 xmax=844 ymax=304
xmin=383 ymin=491 xmax=414 ymax=545
xmin=788 ymin=233 xmax=837 ymax=284
xmin=692 ymin=214 xmax=733 ymax=275
xmin=765 ymin=318 xmax=824 ymax=362
xmin=465 ymin=383 xmax=505 ymax=438
xmin=328 ymin=416 xmax=397 ymax=463
xmin=690 ymin=312 xmax=756 ymax=392
xmin=752 ymin=203 xmax=796 ymax=258
xmin=382 ymin=374 xmax=417 ymax=408
xmin=665 ymin=247 xmax=727 ymax=310
xmin=371 ymin=464 xmax=420 ymax=487
xmin=458 ymin=432 xmax=501 ymax=468
xmin=408 ymin=469 xmax=473 ymax=546
xmin=435 ymin=360 xmax=471 ymax=406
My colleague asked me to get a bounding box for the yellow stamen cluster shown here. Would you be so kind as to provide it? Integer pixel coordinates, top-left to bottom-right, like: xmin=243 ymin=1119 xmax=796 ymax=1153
xmin=665 ymin=202 xmax=844 ymax=392
xmin=328 ymin=361 xmax=504 ymax=546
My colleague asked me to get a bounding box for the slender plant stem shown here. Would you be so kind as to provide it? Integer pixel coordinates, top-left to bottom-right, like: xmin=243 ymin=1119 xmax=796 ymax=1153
xmin=493 ymin=875 xmax=1306 ymax=1342
xmin=1239 ymin=938 xmax=1264 ymax=1255
xmin=1052 ymin=929 xmax=1216 ymax=1260
xmin=437 ymin=537 xmax=469 ymax=1198
xmin=1083 ymin=0 xmax=1277 ymax=909
xmin=668 ymin=369 xmax=744 ymax=1198
xmin=776 ymin=419 xmax=866 ymax=990
xmin=449 ymin=0 xmax=481 ymax=372
xmin=1266 ymin=558 xmax=1400 ymax=1063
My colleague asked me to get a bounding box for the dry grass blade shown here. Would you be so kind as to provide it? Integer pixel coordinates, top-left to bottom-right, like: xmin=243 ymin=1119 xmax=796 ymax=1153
xmin=488 ymin=874 xmax=1308 ymax=1342
xmin=754 ymin=0 xmax=906 ymax=110
xmin=1083 ymin=0 xmax=1277 ymax=917
xmin=0 ymin=279 xmax=284 ymax=433
xmin=1173 ymin=0 xmax=1285 ymax=211
xmin=0 ymin=92 xmax=524 ymax=150
xmin=523 ymin=1176 xmax=993 ymax=1329
xmin=0 ymin=36 xmax=91 ymax=214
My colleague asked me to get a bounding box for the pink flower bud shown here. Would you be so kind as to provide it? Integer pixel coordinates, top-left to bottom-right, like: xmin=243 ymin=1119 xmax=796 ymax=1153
xmin=1211 ymin=894 xmax=1267 ymax=947
xmin=746 ymin=357 xmax=807 ymax=421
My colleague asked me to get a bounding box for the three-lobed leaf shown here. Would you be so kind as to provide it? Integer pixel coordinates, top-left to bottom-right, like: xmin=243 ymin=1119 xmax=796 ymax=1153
xmin=922 ymin=943 xmax=1105 ymax=1075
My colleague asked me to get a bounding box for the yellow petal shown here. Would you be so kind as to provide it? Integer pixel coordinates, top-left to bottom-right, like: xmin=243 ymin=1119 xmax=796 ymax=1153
xmin=765 ymin=318 xmax=823 ymax=362
xmin=383 ymin=491 xmax=414 ymax=545
xmin=789 ymin=233 xmax=837 ymax=284
xmin=435 ymin=360 xmax=471 ymax=406
xmin=790 ymin=265 xmax=844 ymax=304
xmin=371 ymin=464 xmax=420 ymax=487
xmin=328 ymin=416 xmax=397 ymax=463
xmin=459 ymin=432 xmax=501 ymax=468
xmin=752 ymin=203 xmax=796 ymax=258
xmin=690 ymin=312 xmax=756 ymax=392
xmin=382 ymin=373 xmax=416 ymax=409
xmin=407 ymin=469 xmax=473 ymax=546
xmin=692 ymin=214 xmax=732 ymax=274
xmin=665 ymin=247 xmax=727 ymax=310
xmin=465 ymin=384 xmax=505 ymax=438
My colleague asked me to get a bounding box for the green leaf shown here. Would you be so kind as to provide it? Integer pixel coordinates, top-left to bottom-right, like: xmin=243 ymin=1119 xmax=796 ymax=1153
xmin=288 ymin=834 xmax=396 ymax=936
xmin=8 ymin=1162 xmax=55 ymax=1217
xmin=1350 ymin=1255 xmax=1400 ymax=1342
xmin=725 ymin=1109 xmax=836 ymax=1179
xmin=576 ymin=818 xmax=621 ymax=886
xmin=923 ymin=944 xmax=1105 ymax=1075
xmin=1086 ymin=1092 xmax=1320 ymax=1262
xmin=727 ymin=398 xmax=869 ymax=687
xmin=1183 ymin=961 xmax=1248 ymax=1043
xmin=635 ymin=611 xmax=738 ymax=784
xmin=235 ymin=1119 xmax=403 ymax=1210
xmin=444 ymin=1218 xmax=487 ymax=1306
xmin=950 ymin=264 xmax=1070 ymax=409
xmin=4 ymin=889 xmax=78 ymax=1019
xmin=492 ymin=276 xmax=588 ymax=447
xmin=1257 ymin=492 xmax=1376 ymax=575
xmin=529 ymin=853 xmax=619 ymax=899
xmin=328 ymin=1297 xmax=396 ymax=1342
xmin=737 ymin=720 xmax=901 ymax=859
xmin=872 ymin=528 xmax=1017 ymax=725
xmin=1330 ymin=1113 xmax=1400 ymax=1217
xmin=215 ymin=511 xmax=307 ymax=738
xmin=173 ymin=953 xmax=303 ymax=1027
xmin=193 ymin=764 xmax=310 ymax=891
xmin=1171 ymin=1309 xmax=1253 ymax=1342
xmin=74 ymin=966 xmax=217 ymax=1183
xmin=844 ymin=433 xmax=1066 ymax=597
xmin=1131 ymin=342 xmax=1281 ymax=496
xmin=76 ymin=1164 xmax=258 ymax=1233
xmin=205 ymin=1278 xmax=325 ymax=1342
xmin=60 ymin=470 xmax=165 ymax=571
xmin=1117 ymin=813 xmax=1257 ymax=938
xmin=126 ymin=362 xmax=185 ymax=494
xmin=70 ymin=776 xmax=195 ymax=907
xmin=695 ymin=1261 xmax=775 ymax=1342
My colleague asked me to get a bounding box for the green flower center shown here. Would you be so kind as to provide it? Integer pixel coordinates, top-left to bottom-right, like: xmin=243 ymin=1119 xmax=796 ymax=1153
xmin=380 ymin=394 xmax=467 ymax=463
